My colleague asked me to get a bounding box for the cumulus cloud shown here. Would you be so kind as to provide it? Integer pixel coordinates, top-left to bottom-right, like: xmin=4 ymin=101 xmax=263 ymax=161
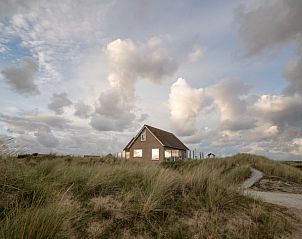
xmin=1 ymin=57 xmax=39 ymax=96
xmin=48 ymin=92 xmax=72 ymax=115
xmin=34 ymin=127 xmax=59 ymax=148
xmin=209 ymin=79 xmax=251 ymax=120
xmin=231 ymin=0 xmax=302 ymax=158
xmin=95 ymin=89 xmax=133 ymax=118
xmin=90 ymin=89 xmax=136 ymax=131
xmin=168 ymin=78 xmax=255 ymax=136
xmin=208 ymin=79 xmax=256 ymax=131
xmin=74 ymin=101 xmax=92 ymax=119
xmin=169 ymin=78 xmax=209 ymax=136
xmin=254 ymin=94 xmax=302 ymax=127
xmin=91 ymin=37 xmax=178 ymax=132
xmin=106 ymin=38 xmax=178 ymax=100
xmin=167 ymin=76 xmax=302 ymax=158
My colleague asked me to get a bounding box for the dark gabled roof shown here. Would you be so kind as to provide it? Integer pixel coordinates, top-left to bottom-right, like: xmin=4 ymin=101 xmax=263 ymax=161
xmin=124 ymin=125 xmax=189 ymax=151
xmin=124 ymin=137 xmax=135 ymax=150
xmin=146 ymin=125 xmax=189 ymax=150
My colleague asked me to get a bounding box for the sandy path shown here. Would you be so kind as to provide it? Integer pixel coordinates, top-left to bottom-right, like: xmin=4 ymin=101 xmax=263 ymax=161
xmin=242 ymin=168 xmax=302 ymax=238
xmin=242 ymin=168 xmax=302 ymax=209
xmin=244 ymin=190 xmax=302 ymax=209
xmin=241 ymin=168 xmax=264 ymax=189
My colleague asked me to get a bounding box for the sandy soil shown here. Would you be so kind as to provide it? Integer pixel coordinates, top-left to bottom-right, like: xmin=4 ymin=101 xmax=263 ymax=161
xmin=242 ymin=168 xmax=302 ymax=238
xmin=245 ymin=190 xmax=302 ymax=209
xmin=241 ymin=168 xmax=264 ymax=189
xmin=252 ymin=176 xmax=302 ymax=194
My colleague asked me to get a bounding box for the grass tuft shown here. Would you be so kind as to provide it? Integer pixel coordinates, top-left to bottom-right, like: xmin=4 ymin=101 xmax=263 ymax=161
xmin=0 ymin=154 xmax=299 ymax=238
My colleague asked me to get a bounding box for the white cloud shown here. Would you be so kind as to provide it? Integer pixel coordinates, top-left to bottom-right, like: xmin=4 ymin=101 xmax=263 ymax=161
xmin=106 ymin=38 xmax=178 ymax=100
xmin=1 ymin=0 xmax=109 ymax=82
xmin=254 ymin=94 xmax=302 ymax=127
xmin=1 ymin=57 xmax=39 ymax=96
xmin=169 ymin=78 xmax=209 ymax=136
xmin=209 ymin=79 xmax=251 ymax=121
xmin=187 ymin=46 xmax=206 ymax=62
xmin=91 ymin=37 xmax=179 ymax=132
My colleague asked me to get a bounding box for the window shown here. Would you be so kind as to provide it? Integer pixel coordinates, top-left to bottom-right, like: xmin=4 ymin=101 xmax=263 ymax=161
xmin=133 ymin=149 xmax=143 ymax=157
xmin=152 ymin=148 xmax=159 ymax=160
xmin=141 ymin=130 xmax=146 ymax=141
xmin=164 ymin=149 xmax=179 ymax=158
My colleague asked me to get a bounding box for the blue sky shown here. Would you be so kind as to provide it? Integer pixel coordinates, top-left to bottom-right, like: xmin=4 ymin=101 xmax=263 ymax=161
xmin=0 ymin=0 xmax=302 ymax=159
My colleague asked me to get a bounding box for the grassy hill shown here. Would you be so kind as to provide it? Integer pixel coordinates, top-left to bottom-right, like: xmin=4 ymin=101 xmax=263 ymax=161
xmin=1 ymin=154 xmax=301 ymax=239
xmin=281 ymin=161 xmax=302 ymax=171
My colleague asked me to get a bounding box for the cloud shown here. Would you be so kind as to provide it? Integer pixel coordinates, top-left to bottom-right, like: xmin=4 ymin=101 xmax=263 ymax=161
xmin=220 ymin=118 xmax=256 ymax=131
xmin=0 ymin=0 xmax=110 ymax=82
xmin=167 ymin=77 xmax=302 ymax=158
xmin=209 ymin=79 xmax=251 ymax=121
xmin=207 ymin=79 xmax=258 ymax=132
xmin=187 ymin=46 xmax=206 ymax=62
xmin=0 ymin=112 xmax=71 ymax=132
xmin=90 ymin=89 xmax=136 ymax=131
xmin=254 ymin=94 xmax=302 ymax=127
xmin=169 ymin=78 xmax=209 ymax=136
xmin=1 ymin=57 xmax=39 ymax=96
xmin=168 ymin=78 xmax=255 ymax=136
xmin=0 ymin=0 xmax=38 ymax=18
xmin=90 ymin=114 xmax=134 ymax=132
xmin=48 ymin=92 xmax=72 ymax=115
xmin=235 ymin=0 xmax=302 ymax=56
xmin=236 ymin=0 xmax=302 ymax=95
xmin=74 ymin=101 xmax=92 ymax=119
xmin=34 ymin=127 xmax=59 ymax=148
xmin=91 ymin=37 xmax=178 ymax=132
xmin=95 ymin=89 xmax=133 ymax=118
xmin=283 ymin=55 xmax=302 ymax=94
xmin=106 ymin=38 xmax=178 ymax=100
xmin=232 ymin=0 xmax=302 ymax=158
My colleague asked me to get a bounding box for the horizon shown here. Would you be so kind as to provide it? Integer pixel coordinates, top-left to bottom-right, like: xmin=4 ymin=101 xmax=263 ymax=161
xmin=0 ymin=0 xmax=302 ymax=160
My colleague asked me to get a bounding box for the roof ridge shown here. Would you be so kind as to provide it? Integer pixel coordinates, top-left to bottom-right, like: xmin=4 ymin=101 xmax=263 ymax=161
xmin=145 ymin=124 xmax=174 ymax=135
xmin=124 ymin=124 xmax=189 ymax=151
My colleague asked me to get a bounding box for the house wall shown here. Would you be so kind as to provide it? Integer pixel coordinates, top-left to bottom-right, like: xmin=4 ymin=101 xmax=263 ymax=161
xmin=127 ymin=128 xmax=164 ymax=161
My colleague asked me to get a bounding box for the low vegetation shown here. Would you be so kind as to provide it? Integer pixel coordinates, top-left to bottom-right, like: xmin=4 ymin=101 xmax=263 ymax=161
xmin=0 ymin=154 xmax=299 ymax=238
xmin=281 ymin=161 xmax=302 ymax=170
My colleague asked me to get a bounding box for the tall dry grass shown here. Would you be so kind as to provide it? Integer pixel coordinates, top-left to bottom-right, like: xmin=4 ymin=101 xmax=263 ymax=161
xmin=0 ymin=154 xmax=297 ymax=238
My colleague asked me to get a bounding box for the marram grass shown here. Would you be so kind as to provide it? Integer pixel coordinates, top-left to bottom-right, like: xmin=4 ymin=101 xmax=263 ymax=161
xmin=0 ymin=154 xmax=299 ymax=238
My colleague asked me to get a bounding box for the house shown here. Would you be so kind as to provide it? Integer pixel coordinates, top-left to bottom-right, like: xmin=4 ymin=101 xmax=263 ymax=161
xmin=123 ymin=125 xmax=189 ymax=161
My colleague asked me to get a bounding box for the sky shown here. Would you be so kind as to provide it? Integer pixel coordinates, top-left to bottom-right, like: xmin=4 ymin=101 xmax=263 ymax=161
xmin=0 ymin=0 xmax=302 ymax=160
